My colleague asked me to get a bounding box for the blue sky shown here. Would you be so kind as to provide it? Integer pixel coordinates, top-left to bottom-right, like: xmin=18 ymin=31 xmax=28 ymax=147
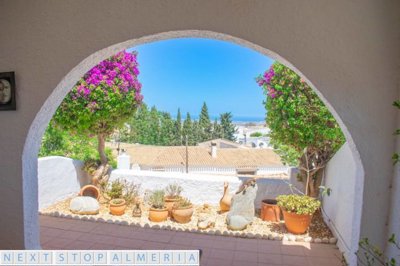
xmin=127 ymin=38 xmax=273 ymax=121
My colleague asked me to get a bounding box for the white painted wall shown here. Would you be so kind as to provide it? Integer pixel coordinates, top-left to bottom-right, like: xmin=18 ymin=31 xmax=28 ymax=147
xmin=38 ymin=157 xmax=90 ymax=209
xmin=111 ymin=169 xmax=298 ymax=209
xmin=322 ymin=142 xmax=358 ymax=264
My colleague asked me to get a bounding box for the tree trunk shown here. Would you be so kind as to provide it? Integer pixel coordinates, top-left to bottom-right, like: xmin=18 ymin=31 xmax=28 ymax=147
xmin=307 ymin=168 xmax=324 ymax=198
xmin=98 ymin=134 xmax=108 ymax=165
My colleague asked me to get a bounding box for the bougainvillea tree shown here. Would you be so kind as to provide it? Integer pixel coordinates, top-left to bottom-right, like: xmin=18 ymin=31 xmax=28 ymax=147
xmin=256 ymin=62 xmax=345 ymax=197
xmin=53 ymin=51 xmax=143 ymax=165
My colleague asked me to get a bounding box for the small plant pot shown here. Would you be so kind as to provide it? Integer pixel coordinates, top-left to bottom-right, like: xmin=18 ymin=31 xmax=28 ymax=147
xmin=109 ymin=198 xmax=127 ymax=216
xmin=149 ymin=207 xmax=168 ymax=222
xmin=282 ymin=210 xmax=313 ymax=234
xmin=79 ymin=185 xmax=100 ymax=200
xmin=260 ymin=199 xmax=281 ymax=222
xmin=172 ymin=205 xmax=194 ymax=223
xmin=165 ymin=197 xmax=180 ymax=216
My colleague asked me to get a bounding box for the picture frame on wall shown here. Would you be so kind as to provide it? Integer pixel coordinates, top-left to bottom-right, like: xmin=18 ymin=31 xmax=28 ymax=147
xmin=0 ymin=72 xmax=16 ymax=111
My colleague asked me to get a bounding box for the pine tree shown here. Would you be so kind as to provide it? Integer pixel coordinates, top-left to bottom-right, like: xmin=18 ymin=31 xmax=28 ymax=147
xmin=159 ymin=112 xmax=175 ymax=146
xmin=174 ymin=108 xmax=182 ymax=145
xmin=212 ymin=118 xmax=223 ymax=139
xmin=199 ymin=102 xmax=212 ymax=141
xmin=182 ymin=112 xmax=192 ymax=140
xmin=149 ymin=106 xmax=160 ymax=144
xmin=219 ymin=112 xmax=236 ymax=141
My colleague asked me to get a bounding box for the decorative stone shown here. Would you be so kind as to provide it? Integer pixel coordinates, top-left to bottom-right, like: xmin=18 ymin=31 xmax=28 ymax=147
xmin=255 ymin=233 xmax=262 ymax=239
xmin=226 ymin=179 xmax=257 ymax=231
xmin=283 ymin=235 xmax=289 ymax=241
xmin=215 ymin=230 xmax=222 ymax=235
xmin=197 ymin=216 xmax=215 ymax=230
xmin=81 ymin=216 xmax=89 ymax=221
xmin=69 ymin=196 xmax=100 ymax=215
xmin=295 ymin=236 xmax=304 ymax=242
xmin=288 ymin=235 xmax=296 ymax=242
xmin=121 ymin=221 xmax=129 ymax=226
xmin=304 ymin=237 xmax=312 ymax=243
xmin=97 ymin=218 xmax=105 ymax=223
xmin=314 ymin=238 xmax=322 ymax=243
xmin=329 ymin=237 xmax=337 ymax=244
xmin=153 ymin=224 xmax=160 ymax=229
xmin=106 ymin=219 xmax=113 ymax=224
xmin=322 ymin=237 xmax=329 ymax=244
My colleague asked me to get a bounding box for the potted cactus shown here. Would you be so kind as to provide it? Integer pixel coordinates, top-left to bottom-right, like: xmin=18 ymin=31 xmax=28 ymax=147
xmin=148 ymin=189 xmax=168 ymax=222
xmin=164 ymin=183 xmax=183 ymax=216
xmin=276 ymin=194 xmax=321 ymax=234
xmin=171 ymin=197 xmax=194 ymax=224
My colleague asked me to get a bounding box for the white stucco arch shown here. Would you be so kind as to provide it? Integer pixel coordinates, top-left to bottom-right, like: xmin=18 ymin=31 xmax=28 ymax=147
xmin=22 ymin=30 xmax=364 ymax=263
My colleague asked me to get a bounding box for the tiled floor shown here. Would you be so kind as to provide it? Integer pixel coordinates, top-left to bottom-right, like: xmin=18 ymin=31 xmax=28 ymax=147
xmin=40 ymin=215 xmax=343 ymax=266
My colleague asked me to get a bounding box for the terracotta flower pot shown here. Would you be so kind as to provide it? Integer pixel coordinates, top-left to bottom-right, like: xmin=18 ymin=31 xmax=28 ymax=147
xmin=109 ymin=198 xmax=126 ymax=216
xmin=148 ymin=207 xmax=168 ymax=222
xmin=282 ymin=210 xmax=313 ymax=234
xmin=165 ymin=197 xmax=180 ymax=216
xmin=260 ymin=199 xmax=281 ymax=222
xmin=172 ymin=205 xmax=194 ymax=223
xmin=79 ymin=185 xmax=100 ymax=200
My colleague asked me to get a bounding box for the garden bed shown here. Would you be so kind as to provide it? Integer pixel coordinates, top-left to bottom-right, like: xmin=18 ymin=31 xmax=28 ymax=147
xmin=40 ymin=196 xmax=337 ymax=244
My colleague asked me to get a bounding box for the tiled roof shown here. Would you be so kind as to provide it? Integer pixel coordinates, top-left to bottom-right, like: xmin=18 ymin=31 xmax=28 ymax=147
xmin=117 ymin=143 xmax=283 ymax=168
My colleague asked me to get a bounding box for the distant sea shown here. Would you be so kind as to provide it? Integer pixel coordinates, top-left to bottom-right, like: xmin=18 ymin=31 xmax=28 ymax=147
xmin=188 ymin=114 xmax=265 ymax=124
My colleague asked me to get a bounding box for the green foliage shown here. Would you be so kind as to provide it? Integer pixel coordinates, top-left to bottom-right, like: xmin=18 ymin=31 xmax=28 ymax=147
xmin=257 ymin=62 xmax=345 ymax=165
xmin=105 ymin=179 xmax=140 ymax=204
xmin=356 ymin=234 xmax=399 ymax=266
xmin=52 ymin=51 xmax=142 ymax=164
xmin=199 ymin=102 xmax=212 ymax=141
xmin=39 ymin=124 xmax=116 ymax=167
xmin=250 ymin=132 xmax=263 ymax=137
xmin=148 ymin=189 xmax=166 ymax=209
xmin=219 ymin=112 xmax=236 ymax=141
xmin=276 ymin=194 xmax=320 ymax=215
xmin=165 ymin=183 xmax=183 ymax=199
xmin=119 ymin=102 xmax=236 ymax=146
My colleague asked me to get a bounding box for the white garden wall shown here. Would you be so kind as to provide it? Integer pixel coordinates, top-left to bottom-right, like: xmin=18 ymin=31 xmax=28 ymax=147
xmin=110 ymin=169 xmax=299 ymax=209
xmin=322 ymin=142 xmax=358 ymax=263
xmin=38 ymin=156 xmax=90 ymax=209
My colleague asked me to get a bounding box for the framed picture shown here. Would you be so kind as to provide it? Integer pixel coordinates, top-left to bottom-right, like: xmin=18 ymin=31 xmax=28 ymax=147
xmin=0 ymin=72 xmax=16 ymax=110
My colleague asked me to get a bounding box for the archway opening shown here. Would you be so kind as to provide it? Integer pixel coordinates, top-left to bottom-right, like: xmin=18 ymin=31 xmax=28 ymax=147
xmin=23 ymin=31 xmax=364 ymax=265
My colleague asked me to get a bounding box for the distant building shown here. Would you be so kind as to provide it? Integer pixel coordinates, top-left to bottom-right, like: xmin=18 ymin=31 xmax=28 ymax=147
xmin=119 ymin=143 xmax=283 ymax=171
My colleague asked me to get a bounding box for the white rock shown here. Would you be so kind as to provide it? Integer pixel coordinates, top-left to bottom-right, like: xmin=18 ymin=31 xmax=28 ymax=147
xmin=69 ymin=196 xmax=100 ymax=215
xmin=283 ymin=235 xmax=289 ymax=241
xmin=314 ymin=238 xmax=322 ymax=243
xmin=329 ymin=237 xmax=337 ymax=244
xmin=288 ymin=235 xmax=296 ymax=242
xmin=322 ymin=237 xmax=329 ymax=244
xmin=304 ymin=236 xmax=312 ymax=242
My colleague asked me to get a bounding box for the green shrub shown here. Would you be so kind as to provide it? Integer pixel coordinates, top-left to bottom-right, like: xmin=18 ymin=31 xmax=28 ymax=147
xmin=277 ymin=194 xmax=320 ymax=215
xmin=39 ymin=124 xmax=117 ymax=168
xmin=250 ymin=132 xmax=263 ymax=137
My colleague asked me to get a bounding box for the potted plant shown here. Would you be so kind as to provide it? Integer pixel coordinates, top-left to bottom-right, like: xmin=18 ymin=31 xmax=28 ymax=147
xmin=276 ymin=194 xmax=320 ymax=234
xmin=164 ymin=183 xmax=183 ymax=216
xmin=148 ymin=189 xmax=168 ymax=222
xmin=171 ymin=197 xmax=194 ymax=224
xmin=105 ymin=179 xmax=140 ymax=216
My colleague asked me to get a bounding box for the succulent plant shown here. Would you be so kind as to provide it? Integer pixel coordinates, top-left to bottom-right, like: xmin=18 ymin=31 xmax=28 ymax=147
xmin=148 ymin=189 xmax=166 ymax=209
xmin=165 ymin=183 xmax=183 ymax=199
xmin=105 ymin=178 xmax=140 ymax=204
xmin=174 ymin=197 xmax=192 ymax=209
